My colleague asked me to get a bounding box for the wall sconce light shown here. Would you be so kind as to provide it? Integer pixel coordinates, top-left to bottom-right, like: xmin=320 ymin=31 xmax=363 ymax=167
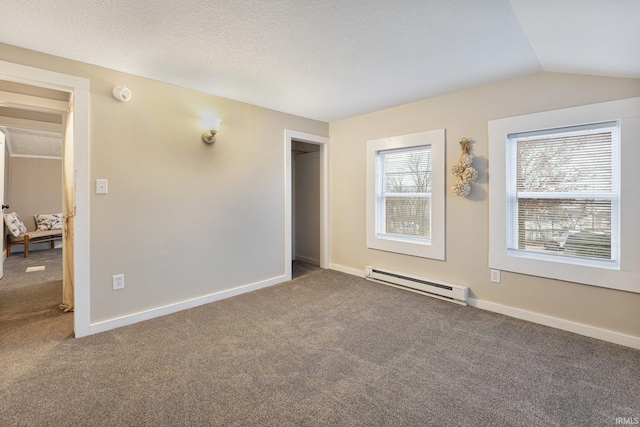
xmin=202 ymin=117 xmax=222 ymax=144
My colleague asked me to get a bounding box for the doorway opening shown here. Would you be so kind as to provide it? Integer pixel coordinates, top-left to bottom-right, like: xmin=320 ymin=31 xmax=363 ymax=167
xmin=0 ymin=80 xmax=70 ymax=342
xmin=284 ymin=130 xmax=330 ymax=281
xmin=0 ymin=125 xmax=67 ymax=338
xmin=0 ymin=60 xmax=90 ymax=337
xmin=292 ymin=141 xmax=321 ymax=279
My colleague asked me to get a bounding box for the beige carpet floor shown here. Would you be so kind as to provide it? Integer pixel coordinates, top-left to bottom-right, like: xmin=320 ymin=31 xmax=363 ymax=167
xmin=1 ymin=252 xmax=639 ymax=426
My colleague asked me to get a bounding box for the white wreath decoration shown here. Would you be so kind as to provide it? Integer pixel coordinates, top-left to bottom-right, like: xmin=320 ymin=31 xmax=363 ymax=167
xmin=451 ymin=138 xmax=477 ymax=197
xmin=462 ymin=166 xmax=478 ymax=183
xmin=452 ymin=180 xmax=471 ymax=197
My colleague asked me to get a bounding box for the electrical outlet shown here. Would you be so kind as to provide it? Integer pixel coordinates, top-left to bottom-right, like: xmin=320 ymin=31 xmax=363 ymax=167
xmin=112 ymin=274 xmax=124 ymax=290
xmin=490 ymin=269 xmax=501 ymax=283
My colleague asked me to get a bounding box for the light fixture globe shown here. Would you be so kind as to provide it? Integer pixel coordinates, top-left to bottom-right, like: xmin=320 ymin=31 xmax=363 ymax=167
xmin=202 ymin=116 xmax=222 ymax=144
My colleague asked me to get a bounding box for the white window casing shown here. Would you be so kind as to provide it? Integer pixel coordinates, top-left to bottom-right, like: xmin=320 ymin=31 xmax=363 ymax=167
xmin=489 ymin=97 xmax=640 ymax=293
xmin=366 ymin=129 xmax=445 ymax=260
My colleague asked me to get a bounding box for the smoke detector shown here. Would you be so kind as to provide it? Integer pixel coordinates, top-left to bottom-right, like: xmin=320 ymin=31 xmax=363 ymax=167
xmin=112 ymin=86 xmax=132 ymax=102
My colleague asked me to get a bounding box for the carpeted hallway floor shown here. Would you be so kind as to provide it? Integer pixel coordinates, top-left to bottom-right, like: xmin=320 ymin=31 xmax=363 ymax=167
xmin=292 ymin=260 xmax=322 ymax=279
xmin=0 ymin=249 xmax=72 ymax=351
xmin=1 ymin=252 xmax=638 ymax=426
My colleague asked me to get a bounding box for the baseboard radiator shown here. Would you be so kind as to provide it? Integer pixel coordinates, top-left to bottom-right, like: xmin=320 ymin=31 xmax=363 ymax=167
xmin=364 ymin=266 xmax=468 ymax=306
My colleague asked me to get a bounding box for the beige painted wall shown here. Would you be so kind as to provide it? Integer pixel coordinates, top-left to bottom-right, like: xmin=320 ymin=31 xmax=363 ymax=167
xmin=8 ymin=157 xmax=62 ymax=231
xmin=329 ymin=72 xmax=640 ymax=338
xmin=0 ymin=43 xmax=328 ymax=323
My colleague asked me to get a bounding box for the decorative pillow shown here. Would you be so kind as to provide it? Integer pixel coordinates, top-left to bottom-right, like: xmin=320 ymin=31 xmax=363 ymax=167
xmin=34 ymin=213 xmax=63 ymax=231
xmin=4 ymin=212 xmax=28 ymax=237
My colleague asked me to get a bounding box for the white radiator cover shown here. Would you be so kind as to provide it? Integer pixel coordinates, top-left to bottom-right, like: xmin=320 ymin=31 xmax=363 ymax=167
xmin=364 ymin=266 xmax=468 ymax=305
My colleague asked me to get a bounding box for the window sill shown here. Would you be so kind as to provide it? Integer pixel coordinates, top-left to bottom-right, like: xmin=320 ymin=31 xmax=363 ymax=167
xmin=367 ymin=235 xmax=444 ymax=260
xmin=506 ymin=249 xmax=619 ymax=271
xmin=489 ymin=252 xmax=639 ymax=293
xmin=377 ymin=234 xmax=431 ymax=246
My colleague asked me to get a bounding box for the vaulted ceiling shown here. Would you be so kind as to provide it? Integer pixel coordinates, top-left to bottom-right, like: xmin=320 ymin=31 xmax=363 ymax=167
xmin=1 ymin=0 xmax=639 ymax=122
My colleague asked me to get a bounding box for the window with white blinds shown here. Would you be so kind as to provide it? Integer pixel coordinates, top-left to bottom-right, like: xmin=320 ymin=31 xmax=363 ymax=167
xmin=506 ymin=121 xmax=619 ymax=262
xmin=366 ymin=129 xmax=445 ymax=260
xmin=377 ymin=146 xmax=432 ymax=241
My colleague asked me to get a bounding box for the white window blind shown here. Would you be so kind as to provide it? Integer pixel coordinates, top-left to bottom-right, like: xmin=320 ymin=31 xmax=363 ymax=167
xmin=506 ymin=121 xmax=619 ymax=262
xmin=377 ymin=146 xmax=432 ymax=241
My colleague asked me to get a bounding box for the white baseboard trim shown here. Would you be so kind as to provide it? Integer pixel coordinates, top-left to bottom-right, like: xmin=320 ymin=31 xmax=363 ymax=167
xmin=329 ymin=263 xmax=365 ymax=278
xmin=468 ymin=297 xmax=640 ymax=350
xmin=89 ymin=274 xmax=288 ymax=335
xmin=87 ymin=261 xmax=640 ymax=349
xmin=295 ymin=255 xmax=320 ymax=266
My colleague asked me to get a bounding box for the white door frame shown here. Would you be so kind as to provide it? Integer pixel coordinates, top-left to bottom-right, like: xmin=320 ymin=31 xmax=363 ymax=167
xmin=285 ymin=130 xmax=330 ymax=280
xmin=0 ymin=131 xmax=4 ymax=279
xmin=0 ymin=60 xmax=91 ymax=338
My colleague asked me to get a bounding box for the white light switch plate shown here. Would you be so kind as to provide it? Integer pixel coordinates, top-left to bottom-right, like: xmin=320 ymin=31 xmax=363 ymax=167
xmin=96 ymin=179 xmax=108 ymax=194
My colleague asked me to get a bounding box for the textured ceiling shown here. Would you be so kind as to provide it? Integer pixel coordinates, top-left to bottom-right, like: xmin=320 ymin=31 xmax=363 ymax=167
xmin=1 ymin=127 xmax=62 ymax=158
xmin=0 ymin=0 xmax=638 ymax=122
